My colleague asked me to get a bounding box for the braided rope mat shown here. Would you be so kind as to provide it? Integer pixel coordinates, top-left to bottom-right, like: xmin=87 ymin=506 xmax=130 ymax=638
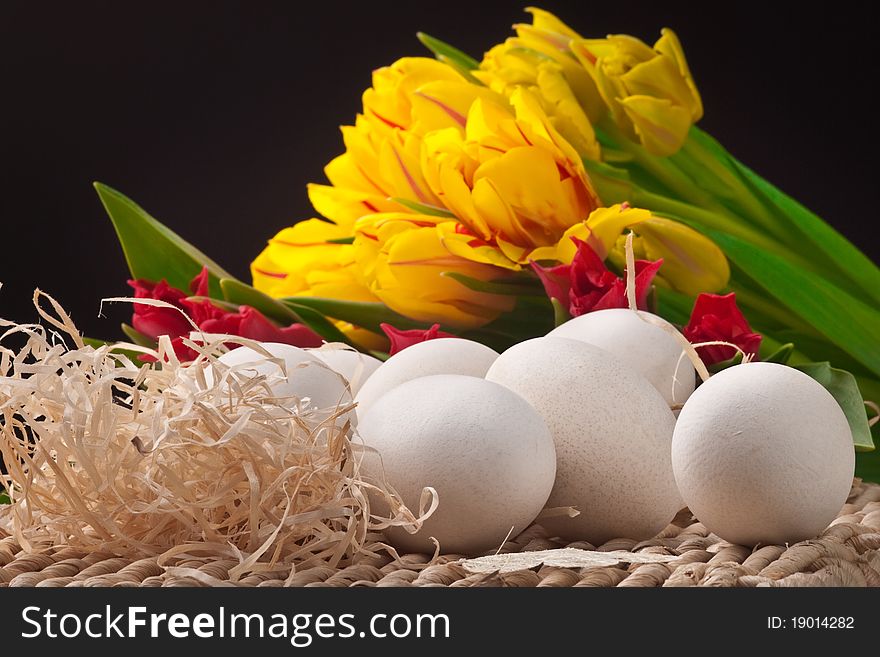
xmin=2 ymin=480 xmax=879 ymax=587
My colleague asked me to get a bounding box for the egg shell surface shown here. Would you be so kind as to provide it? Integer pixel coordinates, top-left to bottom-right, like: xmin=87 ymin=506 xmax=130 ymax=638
xmin=548 ymin=308 xmax=695 ymax=406
xmin=672 ymin=362 xmax=855 ymax=546
xmin=309 ymin=346 xmax=382 ymax=395
xmin=357 ymin=374 xmax=556 ymax=555
xmin=485 ymin=336 xmax=680 ymax=544
xmin=213 ymin=343 xmax=353 ymax=422
xmin=354 ymin=338 xmax=499 ymax=418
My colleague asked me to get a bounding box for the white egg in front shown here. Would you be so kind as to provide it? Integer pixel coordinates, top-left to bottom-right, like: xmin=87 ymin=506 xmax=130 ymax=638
xmin=549 ymin=308 xmax=695 ymax=406
xmin=357 ymin=374 xmax=556 ymax=555
xmin=486 ymin=336 xmax=681 ymax=544
xmin=672 ymin=362 xmax=855 ymax=546
xmin=211 ymin=342 xmax=353 ymax=424
xmin=354 ymin=338 xmax=499 ymax=418
xmin=308 ymin=345 xmax=382 ymax=395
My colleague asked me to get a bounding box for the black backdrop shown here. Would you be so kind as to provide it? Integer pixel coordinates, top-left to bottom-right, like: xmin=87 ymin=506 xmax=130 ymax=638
xmin=0 ymin=1 xmax=874 ymax=339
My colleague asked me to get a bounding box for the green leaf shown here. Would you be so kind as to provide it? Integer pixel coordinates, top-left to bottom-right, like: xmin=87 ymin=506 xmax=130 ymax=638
xmin=762 ymin=342 xmax=794 ymax=364
xmin=689 ymin=128 xmax=880 ymax=306
xmin=581 ymin=158 xmax=635 ymax=204
xmin=706 ymin=230 xmax=880 ymax=378
xmin=390 ymin=197 xmax=456 ymax=218
xmin=0 ymin=491 xmax=8 ymax=505
xmin=441 ymin=271 xmax=544 ymax=296
xmin=707 ymin=351 xmax=744 ymax=374
xmin=654 ymin=287 xmax=693 ymax=327
xmin=462 ymin=297 xmax=554 ymax=347
xmin=416 ymin=32 xmax=479 ymax=71
xmin=220 ymin=280 xmax=353 ymax=345
xmin=856 ymin=450 xmax=880 ymax=483
xmin=283 ymin=300 xmax=353 ymax=345
xmin=219 ymin=279 xmax=301 ymax=325
xmin=551 ymin=298 xmax=570 ymax=327
xmin=280 ymin=297 xmax=428 ymax=334
xmin=326 ymin=236 xmax=355 ymax=245
xmin=95 ymin=183 xmax=236 ymax=298
xmin=458 ymin=328 xmax=518 ymax=352
xmin=793 ymin=362 xmax=874 ymax=451
xmin=120 ymin=323 xmax=156 ymax=347
xmin=185 ymin=296 xmax=240 ymax=313
xmin=765 ymin=329 xmax=872 ymax=377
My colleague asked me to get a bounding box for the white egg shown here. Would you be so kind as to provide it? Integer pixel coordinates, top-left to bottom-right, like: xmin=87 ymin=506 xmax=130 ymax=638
xmin=548 ymin=308 xmax=695 ymax=406
xmin=672 ymin=362 xmax=854 ymax=546
xmin=211 ymin=343 xmax=353 ymax=424
xmin=354 ymin=338 xmax=499 ymax=418
xmin=486 ymin=336 xmax=680 ymax=544
xmin=357 ymin=374 xmax=556 ymax=554
xmin=308 ymin=345 xmax=382 ymax=395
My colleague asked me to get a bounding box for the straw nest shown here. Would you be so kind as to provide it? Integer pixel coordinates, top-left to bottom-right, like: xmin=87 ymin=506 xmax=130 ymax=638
xmin=0 ymin=292 xmax=432 ymax=582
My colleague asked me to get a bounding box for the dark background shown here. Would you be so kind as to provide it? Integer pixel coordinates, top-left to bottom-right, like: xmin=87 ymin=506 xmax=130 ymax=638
xmin=0 ymin=1 xmax=874 ymax=339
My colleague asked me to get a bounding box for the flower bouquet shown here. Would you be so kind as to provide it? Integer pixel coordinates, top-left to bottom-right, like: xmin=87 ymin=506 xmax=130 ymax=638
xmin=93 ymin=8 xmax=876 ymax=468
xmin=2 ymin=7 xmax=878 ymax=573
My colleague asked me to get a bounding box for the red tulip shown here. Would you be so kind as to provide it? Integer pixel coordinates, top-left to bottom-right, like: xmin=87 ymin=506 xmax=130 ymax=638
xmin=128 ymin=278 xmax=192 ymax=341
xmin=531 ymin=237 xmax=662 ymax=317
xmin=380 ymin=323 xmax=457 ymax=355
xmin=128 ymin=267 xmax=322 ymax=360
xmin=683 ymin=292 xmax=762 ymax=365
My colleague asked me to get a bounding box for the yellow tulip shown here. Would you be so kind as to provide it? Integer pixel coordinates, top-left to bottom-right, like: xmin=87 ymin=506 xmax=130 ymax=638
xmin=308 ymin=58 xmax=500 ymax=228
xmin=353 ymin=213 xmax=515 ymax=329
xmin=421 ymin=89 xmax=600 ymax=262
xmin=251 ymin=219 xmax=367 ymax=298
xmin=475 ymin=44 xmax=600 ymax=160
xmin=251 ymin=219 xmax=390 ymax=350
xmin=607 ymin=216 xmax=730 ymax=295
xmin=529 ymin=204 xmax=729 ymax=295
xmin=361 ymin=57 xmax=463 ymax=136
xmin=571 ymin=29 xmax=703 ymax=156
xmin=307 ymin=114 xmax=440 ymax=229
xmin=507 ymin=8 xmax=605 ymax=123
xmin=473 ymin=8 xmax=608 ymax=160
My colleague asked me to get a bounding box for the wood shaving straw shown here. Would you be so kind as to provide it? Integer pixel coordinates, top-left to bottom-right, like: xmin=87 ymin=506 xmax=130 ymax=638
xmin=623 ymin=232 xmax=745 ymax=397
xmin=866 ymin=401 xmax=879 ymax=428
xmin=0 ymin=291 xmax=431 ymax=579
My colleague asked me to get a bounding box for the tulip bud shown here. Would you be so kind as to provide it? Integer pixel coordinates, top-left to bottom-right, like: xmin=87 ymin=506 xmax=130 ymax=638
xmin=572 ymin=29 xmax=703 ymax=156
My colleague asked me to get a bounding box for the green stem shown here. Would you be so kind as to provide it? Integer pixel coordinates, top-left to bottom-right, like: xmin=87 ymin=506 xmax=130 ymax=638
xmin=731 ymin=285 xmax=822 ymax=338
xmin=597 ymin=119 xmax=730 ymax=214
xmin=674 ymin=136 xmax=787 ymax=238
xmin=629 ymin=189 xmax=782 ymax=254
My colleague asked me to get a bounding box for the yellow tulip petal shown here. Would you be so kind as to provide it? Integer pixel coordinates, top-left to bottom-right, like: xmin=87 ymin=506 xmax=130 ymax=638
xmin=654 ymin=28 xmax=703 ymax=120
xmin=410 ymin=80 xmax=505 ymax=134
xmin=523 ymin=7 xmax=582 ymax=40
xmin=438 ymin=224 xmax=521 ymax=270
xmin=495 ymin=236 xmax=532 ymax=264
xmin=584 ymin=204 xmax=652 ymax=258
xmin=464 ymin=97 xmax=517 ymax=145
xmin=269 ymin=218 xmax=348 ymax=244
xmin=473 ymin=145 xmax=589 ymax=245
xmin=629 ymin=217 xmax=730 ymax=295
xmin=363 ymin=57 xmax=464 ymax=136
xmin=324 ymin=152 xmax=382 ymax=196
xmin=343 ymin=324 xmax=389 ymax=352
xmin=353 ymin=214 xmax=515 ymax=329
xmin=621 ymin=54 xmax=700 ymax=119
xmin=619 ymin=95 xmax=693 ymax=157
xmin=378 ymin=132 xmax=441 ymax=205
xmin=535 ymin=63 xmax=601 ymax=160
xmin=307 ymin=183 xmax=400 ymax=228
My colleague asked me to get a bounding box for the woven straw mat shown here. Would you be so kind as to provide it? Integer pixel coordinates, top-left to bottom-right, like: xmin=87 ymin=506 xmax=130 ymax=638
xmin=2 ymin=480 xmax=879 ymax=587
